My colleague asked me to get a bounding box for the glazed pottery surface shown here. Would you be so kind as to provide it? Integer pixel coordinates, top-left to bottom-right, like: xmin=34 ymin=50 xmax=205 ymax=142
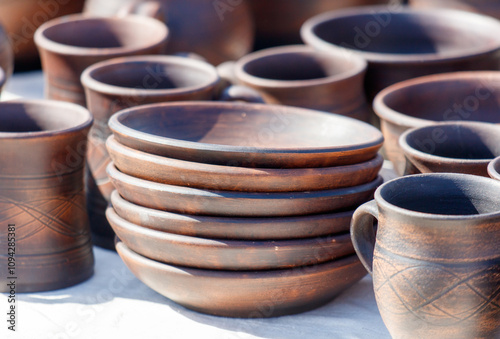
xmin=111 ymin=190 xmax=354 ymax=240
xmin=400 ymin=121 xmax=500 ymax=176
xmin=351 ymin=173 xmax=500 ymax=339
xmin=409 ymin=0 xmax=500 ymax=20
xmin=108 ymin=101 xmax=384 ymax=168
xmin=107 ymin=163 xmax=383 ymax=217
xmin=488 ymin=156 xmax=500 ymax=181
xmin=107 ymin=135 xmax=383 ymax=192
xmin=81 ymin=55 xmax=219 ymax=249
xmin=0 ymin=100 xmax=94 ymax=292
xmin=107 ymin=207 xmax=354 ymax=270
xmin=301 ymin=6 xmax=500 ymax=100
xmin=116 ymin=241 xmax=367 ymax=318
xmin=228 ymin=45 xmax=370 ymax=121
xmin=374 ymin=71 xmax=500 ymax=175
xmin=83 ymin=0 xmax=254 ymax=65
xmin=34 ymin=14 xmax=168 ymax=106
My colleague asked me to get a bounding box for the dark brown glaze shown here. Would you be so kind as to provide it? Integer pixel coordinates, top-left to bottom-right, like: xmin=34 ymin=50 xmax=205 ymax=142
xmin=107 ymin=207 xmax=354 ymax=270
xmin=81 ymin=55 xmax=219 ymax=249
xmin=229 ymin=45 xmax=370 ymax=122
xmin=400 ymin=122 xmax=500 ymax=176
xmin=374 ymin=71 xmax=500 ymax=175
xmin=301 ymin=6 xmax=500 ymax=101
xmin=410 ymin=0 xmax=500 ymax=20
xmin=111 ymin=190 xmax=354 ymax=240
xmin=488 ymin=156 xmax=500 ymax=181
xmin=351 ymin=173 xmax=500 ymax=339
xmin=107 ymin=163 xmax=383 ymax=217
xmin=116 ymin=241 xmax=367 ymax=318
xmin=108 ymin=101 xmax=384 ymax=169
xmin=0 ymin=100 xmax=94 ymax=292
xmin=83 ymin=0 xmax=254 ymax=65
xmin=34 ymin=14 xmax=168 ymax=106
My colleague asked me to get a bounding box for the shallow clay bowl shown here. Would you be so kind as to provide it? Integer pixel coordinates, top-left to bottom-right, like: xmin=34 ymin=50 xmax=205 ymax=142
xmin=488 ymin=157 xmax=500 ymax=181
xmin=116 ymin=241 xmax=367 ymax=317
xmin=107 ymin=208 xmax=354 ymax=270
xmin=107 ymin=136 xmax=383 ymax=192
xmin=400 ymin=122 xmax=500 ymax=177
xmin=111 ymin=191 xmax=354 ymax=240
xmin=108 ymin=101 xmax=383 ymax=168
xmin=107 ymin=163 xmax=382 ymax=217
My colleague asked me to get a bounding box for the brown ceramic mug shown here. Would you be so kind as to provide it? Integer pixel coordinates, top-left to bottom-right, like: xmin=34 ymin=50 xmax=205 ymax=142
xmin=351 ymin=173 xmax=500 ymax=339
xmin=219 ymin=45 xmax=370 ymax=121
xmin=0 ymin=100 xmax=94 ymax=292
xmin=34 ymin=13 xmax=168 ymax=106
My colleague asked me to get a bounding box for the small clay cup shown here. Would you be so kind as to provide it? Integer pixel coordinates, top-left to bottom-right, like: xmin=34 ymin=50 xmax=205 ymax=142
xmin=400 ymin=122 xmax=500 ymax=176
xmin=351 ymin=173 xmax=500 ymax=339
xmin=221 ymin=45 xmax=370 ymax=121
xmin=0 ymin=100 xmax=94 ymax=292
xmin=34 ymin=14 xmax=168 ymax=106
xmin=301 ymin=6 xmax=500 ymax=101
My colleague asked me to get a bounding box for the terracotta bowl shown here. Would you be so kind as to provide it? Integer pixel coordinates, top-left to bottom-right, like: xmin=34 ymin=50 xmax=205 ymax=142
xmin=107 ymin=163 xmax=383 ymax=217
xmin=301 ymin=6 xmax=500 ymax=100
xmin=116 ymin=241 xmax=368 ymax=317
xmin=111 ymin=190 xmax=354 ymax=240
xmin=108 ymin=101 xmax=384 ymax=168
xmin=374 ymin=71 xmax=500 ymax=175
xmin=400 ymin=122 xmax=500 ymax=176
xmin=488 ymin=157 xmax=500 ymax=181
xmin=107 ymin=135 xmax=383 ymax=192
xmin=107 ymin=207 xmax=354 ymax=270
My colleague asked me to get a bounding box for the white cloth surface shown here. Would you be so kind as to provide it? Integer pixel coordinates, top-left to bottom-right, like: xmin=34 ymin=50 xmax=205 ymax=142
xmin=1 ymin=71 xmax=391 ymax=339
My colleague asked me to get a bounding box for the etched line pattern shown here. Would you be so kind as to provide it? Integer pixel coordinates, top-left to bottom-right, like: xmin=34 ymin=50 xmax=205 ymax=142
xmin=374 ymin=254 xmax=500 ymax=326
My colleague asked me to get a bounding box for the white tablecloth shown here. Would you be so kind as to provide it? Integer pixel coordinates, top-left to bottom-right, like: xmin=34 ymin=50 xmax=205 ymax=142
xmin=1 ymin=72 xmax=392 ymax=339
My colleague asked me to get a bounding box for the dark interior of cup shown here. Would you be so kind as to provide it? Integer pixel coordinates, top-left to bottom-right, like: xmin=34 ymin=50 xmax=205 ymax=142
xmin=381 ymin=175 xmax=500 ymax=215
xmin=89 ymin=61 xmax=216 ymax=90
xmin=405 ymin=124 xmax=500 ymax=159
xmin=313 ymin=12 xmax=495 ymax=55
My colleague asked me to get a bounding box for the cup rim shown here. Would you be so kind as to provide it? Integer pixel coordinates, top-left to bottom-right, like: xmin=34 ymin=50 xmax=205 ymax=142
xmin=375 ymin=173 xmax=500 ymax=220
xmin=34 ymin=14 xmax=169 ymax=57
xmin=234 ymin=44 xmax=367 ymax=89
xmin=0 ymin=100 xmax=93 ymax=139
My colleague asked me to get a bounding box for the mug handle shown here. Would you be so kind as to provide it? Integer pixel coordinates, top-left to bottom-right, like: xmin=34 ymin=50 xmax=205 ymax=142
xmin=215 ymin=61 xmax=268 ymax=103
xmin=403 ymin=156 xmax=422 ymax=176
xmin=117 ymin=0 xmax=165 ymax=21
xmin=351 ymin=200 xmax=379 ymax=275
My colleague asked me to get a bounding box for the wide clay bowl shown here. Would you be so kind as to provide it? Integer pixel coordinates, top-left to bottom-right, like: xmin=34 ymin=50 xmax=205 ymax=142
xmin=374 ymin=71 xmax=500 ymax=175
xmin=107 ymin=163 xmax=382 ymax=217
xmin=301 ymin=6 xmax=500 ymax=100
xmin=107 ymin=135 xmax=383 ymax=192
xmin=116 ymin=241 xmax=368 ymax=317
xmin=400 ymin=122 xmax=500 ymax=176
xmin=111 ymin=190 xmax=354 ymax=240
xmin=107 ymin=207 xmax=354 ymax=270
xmin=488 ymin=156 xmax=500 ymax=181
xmin=108 ymin=101 xmax=384 ymax=168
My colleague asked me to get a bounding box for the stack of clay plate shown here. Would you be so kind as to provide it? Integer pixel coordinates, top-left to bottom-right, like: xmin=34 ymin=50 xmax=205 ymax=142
xmin=105 ymin=101 xmax=384 ymax=318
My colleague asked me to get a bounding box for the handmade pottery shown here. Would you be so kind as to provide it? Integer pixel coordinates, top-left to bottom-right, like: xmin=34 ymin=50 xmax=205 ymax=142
xmin=221 ymin=45 xmax=370 ymax=121
xmin=116 ymin=241 xmax=367 ymax=317
xmin=0 ymin=67 xmax=5 ymax=94
xmin=0 ymin=0 xmax=84 ymax=68
xmin=400 ymin=122 xmax=500 ymax=176
xmin=301 ymin=6 xmax=500 ymax=101
xmin=0 ymin=23 xmax=13 ymax=81
xmin=107 ymin=163 xmax=382 ymax=217
xmin=107 ymin=135 xmax=383 ymax=192
xmin=0 ymin=100 xmax=94 ymax=292
xmin=351 ymin=173 xmax=500 ymax=339
xmin=83 ymin=0 xmax=254 ymax=65
xmin=409 ymin=0 xmax=500 ymax=20
xmin=108 ymin=101 xmax=384 ymax=168
xmin=488 ymin=156 xmax=500 ymax=181
xmin=34 ymin=14 xmax=168 ymax=106
xmin=374 ymin=71 xmax=500 ymax=175
xmin=249 ymin=0 xmax=390 ymax=49
xmin=111 ymin=190 xmax=354 ymax=240
xmin=107 ymin=207 xmax=354 ymax=270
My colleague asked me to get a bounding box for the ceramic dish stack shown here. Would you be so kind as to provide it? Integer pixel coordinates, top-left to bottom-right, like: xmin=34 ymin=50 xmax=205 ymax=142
xmin=105 ymin=101 xmax=384 ymax=317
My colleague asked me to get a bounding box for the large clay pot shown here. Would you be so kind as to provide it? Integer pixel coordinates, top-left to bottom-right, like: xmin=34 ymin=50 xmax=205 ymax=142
xmin=84 ymin=0 xmax=254 ymax=65
xmin=410 ymin=0 xmax=500 ymax=20
xmin=351 ymin=173 xmax=500 ymax=339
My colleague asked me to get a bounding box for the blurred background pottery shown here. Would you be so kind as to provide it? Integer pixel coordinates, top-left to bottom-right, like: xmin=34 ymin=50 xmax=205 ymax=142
xmin=409 ymin=0 xmax=500 ymax=20
xmin=301 ymin=6 xmax=500 ymax=101
xmin=374 ymin=71 xmax=500 ymax=175
xmin=83 ymin=0 xmax=254 ymax=65
xmin=0 ymin=100 xmax=94 ymax=292
xmin=0 ymin=22 xmax=13 ymax=81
